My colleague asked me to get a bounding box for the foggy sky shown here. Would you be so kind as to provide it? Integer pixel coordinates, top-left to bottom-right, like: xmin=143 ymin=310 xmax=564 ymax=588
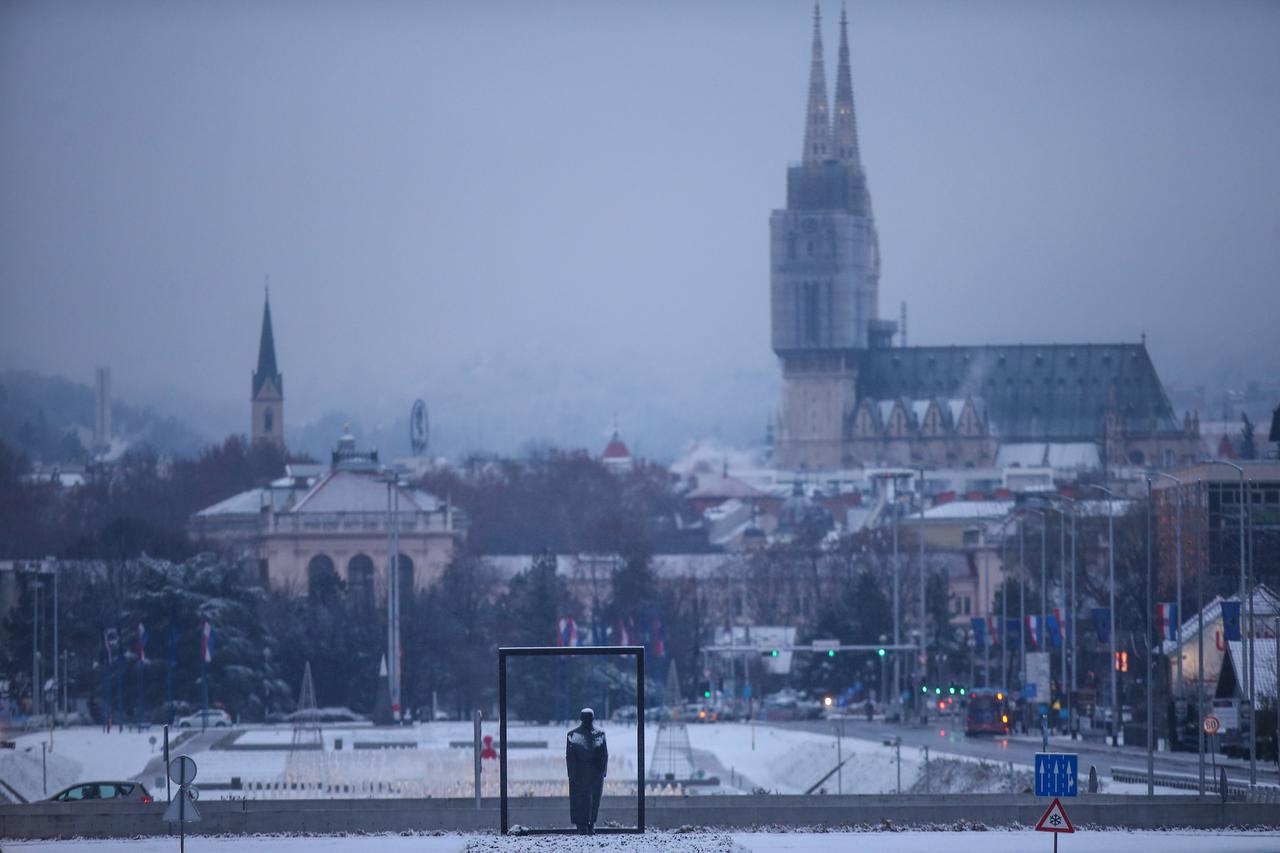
xmin=2 ymin=0 xmax=1278 ymax=458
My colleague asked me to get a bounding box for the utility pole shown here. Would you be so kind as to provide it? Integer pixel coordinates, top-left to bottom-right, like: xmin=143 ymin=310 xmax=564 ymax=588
xmin=1089 ymin=484 xmax=1120 ymax=747
xmin=1152 ymin=473 xmax=1162 ymax=794
xmin=918 ymin=467 xmax=927 ymax=716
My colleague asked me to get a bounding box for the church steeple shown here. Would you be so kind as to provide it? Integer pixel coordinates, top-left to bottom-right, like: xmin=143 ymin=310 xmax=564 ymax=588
xmin=253 ymin=289 xmax=280 ymax=398
xmin=832 ymin=4 xmax=862 ymax=170
xmin=801 ymin=3 xmax=831 ymax=164
xmin=251 ymin=287 xmax=284 ymax=447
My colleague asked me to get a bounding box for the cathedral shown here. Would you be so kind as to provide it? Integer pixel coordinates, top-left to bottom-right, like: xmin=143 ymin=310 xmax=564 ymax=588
xmin=771 ymin=6 xmax=1201 ymax=472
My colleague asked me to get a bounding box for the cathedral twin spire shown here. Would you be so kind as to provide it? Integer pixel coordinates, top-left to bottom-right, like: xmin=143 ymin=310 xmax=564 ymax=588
xmin=802 ymin=3 xmax=862 ymax=171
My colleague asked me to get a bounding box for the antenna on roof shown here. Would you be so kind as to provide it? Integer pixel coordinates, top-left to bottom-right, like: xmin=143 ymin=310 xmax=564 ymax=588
xmin=900 ymin=301 xmax=907 ymax=348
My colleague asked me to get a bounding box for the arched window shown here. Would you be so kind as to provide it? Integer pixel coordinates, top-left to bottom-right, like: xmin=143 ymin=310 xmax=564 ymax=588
xmin=307 ymin=554 xmax=340 ymax=601
xmin=347 ymin=554 xmax=375 ymax=608
xmin=264 ymin=406 xmax=274 ymax=434
xmin=396 ymin=553 xmax=415 ymax=603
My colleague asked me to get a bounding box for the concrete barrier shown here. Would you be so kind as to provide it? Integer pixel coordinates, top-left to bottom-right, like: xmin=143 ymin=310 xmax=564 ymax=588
xmin=2 ymin=794 xmax=1276 ymax=840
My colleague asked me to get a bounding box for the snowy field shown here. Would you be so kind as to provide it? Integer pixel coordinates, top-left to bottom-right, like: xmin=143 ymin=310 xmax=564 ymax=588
xmin=5 ymin=722 xmax=1150 ymax=803
xmin=4 ymin=830 xmax=1279 ymax=853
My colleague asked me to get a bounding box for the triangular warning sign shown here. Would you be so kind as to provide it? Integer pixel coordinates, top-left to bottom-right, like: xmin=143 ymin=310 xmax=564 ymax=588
xmin=1035 ymin=797 xmax=1074 ymax=833
xmin=162 ymin=791 xmax=202 ymax=824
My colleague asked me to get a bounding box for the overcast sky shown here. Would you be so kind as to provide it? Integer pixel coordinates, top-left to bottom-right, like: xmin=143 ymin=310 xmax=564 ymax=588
xmin=2 ymin=0 xmax=1277 ymax=458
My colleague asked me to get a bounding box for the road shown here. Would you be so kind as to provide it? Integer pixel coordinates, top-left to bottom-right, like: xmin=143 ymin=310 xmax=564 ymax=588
xmin=767 ymin=716 xmax=1279 ymax=790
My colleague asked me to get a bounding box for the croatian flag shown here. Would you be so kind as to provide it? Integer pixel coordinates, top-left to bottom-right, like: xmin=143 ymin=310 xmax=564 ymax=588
xmin=1025 ymin=615 xmax=1041 ymax=650
xmin=556 ymin=617 xmax=578 ymax=647
xmin=1053 ymin=607 xmax=1070 ymax=643
xmin=200 ymin=620 xmax=213 ymax=664
xmin=651 ymin=616 xmax=666 ymax=658
xmin=1157 ymin=603 xmax=1178 ymax=643
xmin=137 ymin=623 xmax=148 ymax=664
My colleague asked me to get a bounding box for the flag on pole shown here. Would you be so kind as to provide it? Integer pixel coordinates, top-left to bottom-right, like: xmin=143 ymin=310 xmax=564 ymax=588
xmin=556 ymin=617 xmax=578 ymax=647
xmin=200 ymin=620 xmax=213 ymax=664
xmin=651 ymin=616 xmax=667 ymax=658
xmin=1045 ymin=613 xmax=1061 ymax=649
xmin=971 ymin=617 xmax=988 ymax=649
xmin=1053 ymin=607 xmax=1071 ymax=643
xmin=988 ymin=616 xmax=1000 ymax=646
xmin=136 ymin=623 xmax=148 ymax=664
xmin=1092 ymin=608 xmax=1111 ymax=643
xmin=1025 ymin=615 xmax=1041 ymax=649
xmin=1221 ymin=601 xmax=1242 ymax=641
xmin=1157 ymin=603 xmax=1178 ymax=642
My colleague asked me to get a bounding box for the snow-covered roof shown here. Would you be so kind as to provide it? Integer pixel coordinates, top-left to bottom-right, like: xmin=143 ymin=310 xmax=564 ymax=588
xmin=1225 ymin=640 xmax=1277 ymax=702
xmin=947 ymin=399 xmax=966 ymax=423
xmin=922 ymin=500 xmax=1014 ymax=521
xmin=292 ymin=470 xmax=438 ymax=513
xmin=1162 ymin=586 xmax=1280 ymax=654
xmin=911 ymin=400 xmax=930 ymax=425
xmin=688 ymin=474 xmax=767 ymax=501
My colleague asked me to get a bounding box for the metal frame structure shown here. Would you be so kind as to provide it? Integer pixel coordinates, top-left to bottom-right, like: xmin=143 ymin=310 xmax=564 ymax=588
xmin=497 ymin=645 xmax=645 ymax=836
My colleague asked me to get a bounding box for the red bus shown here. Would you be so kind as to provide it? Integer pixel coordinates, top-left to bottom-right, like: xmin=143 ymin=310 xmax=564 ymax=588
xmin=965 ymin=688 xmax=1010 ymax=736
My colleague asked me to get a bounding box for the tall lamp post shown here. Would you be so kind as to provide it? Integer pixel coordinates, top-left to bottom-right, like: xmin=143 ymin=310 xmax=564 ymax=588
xmin=1045 ymin=502 xmax=1072 ymax=735
xmin=1206 ymin=459 xmax=1253 ymax=785
xmin=382 ymin=473 xmax=408 ymax=722
xmin=1088 ymin=484 xmax=1121 ymax=747
xmin=918 ymin=467 xmax=927 ymax=717
xmin=1145 ymin=477 xmax=1155 ymax=796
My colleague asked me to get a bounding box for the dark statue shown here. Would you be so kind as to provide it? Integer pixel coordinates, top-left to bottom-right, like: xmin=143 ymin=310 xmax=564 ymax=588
xmin=566 ymin=707 xmax=608 ymax=834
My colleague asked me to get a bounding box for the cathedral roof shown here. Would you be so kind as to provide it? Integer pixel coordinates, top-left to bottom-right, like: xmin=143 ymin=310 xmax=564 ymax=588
xmin=857 ymin=343 xmax=1179 ymax=441
xmin=602 ymin=431 xmax=631 ymax=460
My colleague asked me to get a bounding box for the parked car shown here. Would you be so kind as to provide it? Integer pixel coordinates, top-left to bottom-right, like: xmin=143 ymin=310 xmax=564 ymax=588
xmin=49 ymin=781 xmax=153 ymax=804
xmin=176 ymin=708 xmax=231 ymax=728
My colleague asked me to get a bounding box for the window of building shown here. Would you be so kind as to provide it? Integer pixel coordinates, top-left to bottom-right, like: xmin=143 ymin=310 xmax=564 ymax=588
xmin=264 ymin=406 xmax=274 ymax=433
xmin=348 ymin=554 xmax=375 ymax=608
xmin=307 ymin=554 xmax=340 ymax=601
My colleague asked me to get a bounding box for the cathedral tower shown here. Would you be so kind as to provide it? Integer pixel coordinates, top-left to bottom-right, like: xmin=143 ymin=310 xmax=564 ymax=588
xmin=251 ymin=290 xmax=285 ymax=447
xmin=771 ymin=5 xmax=882 ymax=470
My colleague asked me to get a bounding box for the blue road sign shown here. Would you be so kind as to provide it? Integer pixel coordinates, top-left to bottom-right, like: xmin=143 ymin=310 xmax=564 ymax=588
xmin=1034 ymin=753 xmax=1079 ymax=798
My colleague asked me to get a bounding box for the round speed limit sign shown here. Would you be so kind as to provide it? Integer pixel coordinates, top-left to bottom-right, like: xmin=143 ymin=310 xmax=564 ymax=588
xmin=1202 ymin=715 xmax=1221 ymax=735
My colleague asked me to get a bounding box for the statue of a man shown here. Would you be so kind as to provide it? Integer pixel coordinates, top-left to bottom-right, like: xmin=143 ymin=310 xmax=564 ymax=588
xmin=565 ymin=707 xmax=607 ymax=834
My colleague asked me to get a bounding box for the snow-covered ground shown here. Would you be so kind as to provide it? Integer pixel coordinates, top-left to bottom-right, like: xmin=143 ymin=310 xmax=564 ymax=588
xmin=0 ymin=722 xmax=1165 ymax=803
xmin=4 ymin=831 xmax=1279 ymax=853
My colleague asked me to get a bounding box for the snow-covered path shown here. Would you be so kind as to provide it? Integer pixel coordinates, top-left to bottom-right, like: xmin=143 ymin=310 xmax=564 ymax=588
xmin=4 ymin=831 xmax=1278 ymax=852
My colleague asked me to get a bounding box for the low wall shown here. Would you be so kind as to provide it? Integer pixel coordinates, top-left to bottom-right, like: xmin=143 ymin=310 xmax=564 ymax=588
xmin=2 ymin=794 xmax=1275 ymax=840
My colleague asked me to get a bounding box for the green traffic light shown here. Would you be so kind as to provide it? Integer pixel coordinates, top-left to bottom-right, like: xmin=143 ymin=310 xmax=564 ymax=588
xmin=920 ymin=685 xmax=928 ymax=694
xmin=948 ymin=687 xmax=956 ymax=695
xmin=935 ymin=687 xmax=942 ymax=695
xmin=770 ymin=649 xmax=779 ymax=657
xmin=876 ymin=648 xmax=886 ymax=657
xmin=703 ymin=690 xmax=711 ymax=698
xmin=959 ymin=688 xmax=966 ymax=696
xmin=827 ymin=649 xmax=836 ymax=658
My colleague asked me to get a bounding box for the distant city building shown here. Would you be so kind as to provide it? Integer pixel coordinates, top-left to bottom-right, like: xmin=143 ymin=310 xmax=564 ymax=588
xmin=601 ymin=430 xmax=634 ymax=474
xmin=770 ymin=6 xmax=1202 ymax=473
xmin=251 ymin=291 xmax=284 ymax=447
xmin=190 ymin=428 xmax=464 ymax=597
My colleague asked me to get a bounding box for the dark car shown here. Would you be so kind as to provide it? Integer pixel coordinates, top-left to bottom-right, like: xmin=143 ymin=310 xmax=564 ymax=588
xmin=49 ymin=781 xmax=153 ymax=804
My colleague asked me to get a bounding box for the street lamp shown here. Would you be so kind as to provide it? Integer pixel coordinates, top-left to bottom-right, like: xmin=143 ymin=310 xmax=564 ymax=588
xmin=1044 ymin=501 xmax=1072 ymax=735
xmin=380 ymin=472 xmax=410 ymax=723
xmin=1088 ymin=484 xmax=1121 ymax=747
xmin=1205 ymin=459 xmax=1254 ymax=786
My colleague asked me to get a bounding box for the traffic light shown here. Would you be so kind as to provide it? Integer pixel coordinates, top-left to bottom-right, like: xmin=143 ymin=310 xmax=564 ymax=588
xmin=770 ymin=649 xmax=779 ymax=657
xmin=1114 ymin=651 xmax=1128 ymax=673
xmin=948 ymin=686 xmax=956 ymax=695
xmin=920 ymin=684 xmax=928 ymax=694
xmin=826 ymin=649 xmax=836 ymax=658
xmin=699 ymin=680 xmax=712 ymax=699
xmin=877 ymin=647 xmax=886 ymax=658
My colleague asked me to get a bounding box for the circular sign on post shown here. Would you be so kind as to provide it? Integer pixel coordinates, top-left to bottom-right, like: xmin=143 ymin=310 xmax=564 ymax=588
xmin=168 ymin=755 xmax=198 ymax=786
xmin=1202 ymin=715 xmax=1221 ymax=735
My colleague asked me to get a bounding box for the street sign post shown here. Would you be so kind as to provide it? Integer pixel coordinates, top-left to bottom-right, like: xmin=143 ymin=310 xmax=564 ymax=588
xmin=1035 ymin=797 xmax=1075 ymax=852
xmin=1034 ymin=753 xmax=1079 ymax=798
xmin=164 ymin=755 xmax=199 ymax=853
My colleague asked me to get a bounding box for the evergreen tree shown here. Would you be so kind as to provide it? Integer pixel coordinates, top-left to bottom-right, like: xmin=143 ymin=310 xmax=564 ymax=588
xmin=1240 ymin=412 xmax=1257 ymax=460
